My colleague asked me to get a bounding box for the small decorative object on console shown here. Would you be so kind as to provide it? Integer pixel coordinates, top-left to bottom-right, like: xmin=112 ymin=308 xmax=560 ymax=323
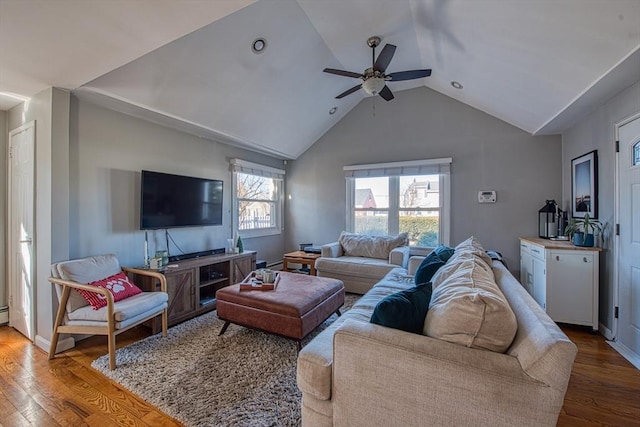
xmin=239 ymin=271 xmax=279 ymax=291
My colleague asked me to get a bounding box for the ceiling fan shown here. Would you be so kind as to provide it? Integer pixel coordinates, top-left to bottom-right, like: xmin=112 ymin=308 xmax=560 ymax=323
xmin=323 ymin=36 xmax=432 ymax=101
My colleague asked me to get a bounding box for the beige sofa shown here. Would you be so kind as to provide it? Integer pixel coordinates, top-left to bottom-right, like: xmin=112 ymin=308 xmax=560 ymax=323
xmin=316 ymin=232 xmax=429 ymax=294
xmin=297 ymin=238 xmax=577 ymax=427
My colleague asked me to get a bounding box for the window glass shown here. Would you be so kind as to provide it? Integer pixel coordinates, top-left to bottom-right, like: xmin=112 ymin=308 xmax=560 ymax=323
xmin=354 ymin=177 xmax=389 ymax=235
xmin=348 ymin=172 xmax=448 ymax=246
xmin=237 ymin=173 xmax=277 ymax=231
xmin=399 ymin=175 xmax=440 ymax=246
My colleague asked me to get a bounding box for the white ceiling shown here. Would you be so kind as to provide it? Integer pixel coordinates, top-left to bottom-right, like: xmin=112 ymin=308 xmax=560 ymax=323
xmin=1 ymin=0 xmax=639 ymax=159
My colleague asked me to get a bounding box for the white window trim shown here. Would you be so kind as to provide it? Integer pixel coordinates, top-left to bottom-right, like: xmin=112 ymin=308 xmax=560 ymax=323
xmin=231 ymin=159 xmax=285 ymax=238
xmin=345 ymin=158 xmax=451 ymax=246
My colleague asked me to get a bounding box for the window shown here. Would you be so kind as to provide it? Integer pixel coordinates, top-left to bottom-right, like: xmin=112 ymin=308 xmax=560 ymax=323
xmin=231 ymin=159 xmax=285 ymax=238
xmin=345 ymin=158 xmax=451 ymax=246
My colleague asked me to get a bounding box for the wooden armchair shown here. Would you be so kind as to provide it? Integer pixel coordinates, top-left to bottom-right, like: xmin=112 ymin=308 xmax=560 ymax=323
xmin=49 ymin=254 xmax=168 ymax=370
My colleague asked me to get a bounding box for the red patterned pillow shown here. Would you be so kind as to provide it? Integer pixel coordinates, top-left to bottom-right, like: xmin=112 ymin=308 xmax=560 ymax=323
xmin=77 ymin=272 xmax=143 ymax=310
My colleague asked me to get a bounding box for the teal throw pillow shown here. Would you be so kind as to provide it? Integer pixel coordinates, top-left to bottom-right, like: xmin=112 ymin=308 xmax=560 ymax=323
xmin=414 ymin=251 xmax=446 ymax=286
xmin=434 ymin=244 xmax=455 ymax=262
xmin=370 ymin=282 xmax=433 ymax=334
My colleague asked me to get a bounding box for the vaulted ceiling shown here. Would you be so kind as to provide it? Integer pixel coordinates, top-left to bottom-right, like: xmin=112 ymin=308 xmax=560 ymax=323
xmin=1 ymin=0 xmax=639 ymax=159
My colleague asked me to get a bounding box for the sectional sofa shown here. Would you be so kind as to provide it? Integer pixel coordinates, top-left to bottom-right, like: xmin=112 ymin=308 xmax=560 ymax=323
xmin=297 ymin=236 xmax=577 ymax=427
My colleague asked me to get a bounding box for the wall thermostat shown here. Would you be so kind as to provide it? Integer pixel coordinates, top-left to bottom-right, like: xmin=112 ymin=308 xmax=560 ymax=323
xmin=478 ymin=190 xmax=497 ymax=204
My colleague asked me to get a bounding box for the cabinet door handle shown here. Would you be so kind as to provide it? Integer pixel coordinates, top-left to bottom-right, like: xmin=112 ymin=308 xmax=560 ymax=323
xmin=583 ymin=257 xmax=588 ymax=263
xmin=556 ymin=255 xmax=560 ymax=261
xmin=532 ymin=249 xmax=541 ymax=254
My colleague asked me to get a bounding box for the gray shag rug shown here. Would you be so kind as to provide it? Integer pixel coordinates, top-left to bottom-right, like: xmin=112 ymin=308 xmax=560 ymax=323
xmin=91 ymin=294 xmax=359 ymax=427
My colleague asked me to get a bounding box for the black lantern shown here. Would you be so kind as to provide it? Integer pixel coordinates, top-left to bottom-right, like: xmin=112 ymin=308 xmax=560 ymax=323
xmin=539 ymin=200 xmax=558 ymax=239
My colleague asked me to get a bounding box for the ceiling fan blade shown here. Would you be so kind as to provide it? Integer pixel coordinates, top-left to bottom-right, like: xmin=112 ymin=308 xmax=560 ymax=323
xmin=323 ymin=68 xmax=364 ymax=79
xmin=387 ymin=69 xmax=432 ymax=81
xmin=379 ymin=85 xmax=394 ymax=101
xmin=373 ymin=44 xmax=396 ymax=72
xmin=336 ymin=84 xmax=362 ymax=99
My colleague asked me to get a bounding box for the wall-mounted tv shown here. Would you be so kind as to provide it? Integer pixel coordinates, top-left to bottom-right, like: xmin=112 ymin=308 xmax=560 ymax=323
xmin=140 ymin=170 xmax=223 ymax=230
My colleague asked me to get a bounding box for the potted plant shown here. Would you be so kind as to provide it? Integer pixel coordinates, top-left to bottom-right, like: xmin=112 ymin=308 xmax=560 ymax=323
xmin=564 ymin=213 xmax=604 ymax=247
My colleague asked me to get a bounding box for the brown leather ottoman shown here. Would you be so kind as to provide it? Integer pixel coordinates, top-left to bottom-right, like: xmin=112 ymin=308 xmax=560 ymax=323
xmin=215 ymin=272 xmax=344 ymax=349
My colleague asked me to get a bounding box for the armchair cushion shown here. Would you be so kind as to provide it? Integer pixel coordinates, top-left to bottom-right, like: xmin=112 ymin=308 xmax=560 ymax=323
xmin=67 ymin=291 xmax=168 ymax=324
xmin=339 ymin=231 xmax=408 ymax=259
xmin=54 ymin=253 xmax=122 ymax=312
xmin=78 ymin=272 xmax=143 ymax=310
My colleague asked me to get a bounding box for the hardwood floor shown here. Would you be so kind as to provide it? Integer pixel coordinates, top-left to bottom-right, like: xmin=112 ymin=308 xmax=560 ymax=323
xmin=1 ymin=324 xmax=638 ymax=426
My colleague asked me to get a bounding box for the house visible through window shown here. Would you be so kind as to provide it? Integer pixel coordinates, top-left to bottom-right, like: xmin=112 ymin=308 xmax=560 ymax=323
xmin=346 ymin=158 xmax=451 ymax=246
xmin=231 ymin=159 xmax=285 ymax=238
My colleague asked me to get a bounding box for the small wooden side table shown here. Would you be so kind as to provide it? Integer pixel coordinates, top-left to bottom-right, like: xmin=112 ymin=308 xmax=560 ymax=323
xmin=282 ymin=251 xmax=322 ymax=276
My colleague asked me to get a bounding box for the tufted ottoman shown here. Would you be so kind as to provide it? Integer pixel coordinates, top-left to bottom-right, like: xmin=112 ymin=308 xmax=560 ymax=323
xmin=216 ymin=272 xmax=345 ymax=349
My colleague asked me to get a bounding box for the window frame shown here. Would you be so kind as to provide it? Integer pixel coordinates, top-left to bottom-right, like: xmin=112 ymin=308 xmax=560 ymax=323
xmin=345 ymin=158 xmax=451 ymax=246
xmin=231 ymin=159 xmax=285 ymax=239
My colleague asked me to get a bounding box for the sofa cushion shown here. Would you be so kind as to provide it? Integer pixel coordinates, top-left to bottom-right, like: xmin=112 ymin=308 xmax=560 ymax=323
xmin=339 ymin=231 xmax=407 ymax=259
xmin=315 ymin=256 xmax=399 ymax=279
xmin=424 ymin=260 xmax=517 ymax=352
xmin=448 ymin=235 xmax=493 ymax=266
xmin=370 ymin=282 xmax=432 ymax=334
xmin=414 ymin=251 xmax=446 ymax=286
xmin=77 ymin=271 xmax=143 ymax=310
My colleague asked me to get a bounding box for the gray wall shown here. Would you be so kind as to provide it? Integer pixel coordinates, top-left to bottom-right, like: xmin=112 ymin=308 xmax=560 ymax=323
xmin=561 ymin=80 xmax=640 ymax=332
xmin=287 ymin=87 xmax=563 ymax=270
xmin=70 ymin=97 xmax=286 ymax=267
xmin=0 ymin=110 xmax=6 ymax=309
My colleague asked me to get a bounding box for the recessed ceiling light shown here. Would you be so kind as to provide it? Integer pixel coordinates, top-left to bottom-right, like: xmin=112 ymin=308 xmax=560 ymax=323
xmin=329 ymin=107 xmax=338 ymax=115
xmin=252 ymin=38 xmax=267 ymax=54
xmin=451 ymin=81 xmax=463 ymax=90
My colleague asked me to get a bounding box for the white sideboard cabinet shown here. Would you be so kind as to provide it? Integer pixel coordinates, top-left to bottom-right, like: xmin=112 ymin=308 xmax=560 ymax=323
xmin=519 ymin=237 xmax=601 ymax=331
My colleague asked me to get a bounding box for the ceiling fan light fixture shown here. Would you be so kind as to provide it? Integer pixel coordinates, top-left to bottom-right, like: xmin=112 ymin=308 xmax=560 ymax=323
xmin=362 ymin=77 xmax=386 ymax=96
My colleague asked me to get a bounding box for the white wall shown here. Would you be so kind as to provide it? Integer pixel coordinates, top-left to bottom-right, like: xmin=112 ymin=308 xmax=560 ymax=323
xmin=0 ymin=110 xmax=6 ymax=310
xmin=562 ymin=80 xmax=640 ymax=332
xmin=7 ymin=87 xmax=70 ymax=343
xmin=70 ymin=97 xmax=286 ymax=267
xmin=287 ymin=87 xmax=563 ymax=269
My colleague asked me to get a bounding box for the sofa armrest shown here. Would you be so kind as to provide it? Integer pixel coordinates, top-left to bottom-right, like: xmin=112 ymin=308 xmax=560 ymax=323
xmin=407 ymin=256 xmax=425 ymax=275
xmin=321 ymin=242 xmax=343 ymax=258
xmin=388 ymin=246 xmax=411 ymax=267
xmin=332 ymin=319 xmax=563 ymax=426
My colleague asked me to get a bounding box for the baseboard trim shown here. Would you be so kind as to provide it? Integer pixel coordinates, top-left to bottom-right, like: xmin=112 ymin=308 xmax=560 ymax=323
xmin=599 ymin=322 xmax=613 ymax=340
xmin=35 ymin=334 xmax=75 ymax=354
xmin=607 ymin=340 xmax=640 ymax=370
xmin=0 ymin=306 xmax=8 ymax=325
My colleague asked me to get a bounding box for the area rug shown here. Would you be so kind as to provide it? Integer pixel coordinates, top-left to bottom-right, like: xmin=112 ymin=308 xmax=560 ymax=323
xmin=91 ymin=294 xmax=359 ymax=427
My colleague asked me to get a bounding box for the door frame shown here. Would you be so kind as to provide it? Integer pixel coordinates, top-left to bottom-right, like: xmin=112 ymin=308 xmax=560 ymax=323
xmin=612 ymin=112 xmax=640 ymax=341
xmin=7 ymin=120 xmax=36 ymax=340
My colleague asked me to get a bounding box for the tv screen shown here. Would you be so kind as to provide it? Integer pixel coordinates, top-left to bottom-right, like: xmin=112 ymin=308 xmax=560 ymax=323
xmin=140 ymin=170 xmax=223 ymax=230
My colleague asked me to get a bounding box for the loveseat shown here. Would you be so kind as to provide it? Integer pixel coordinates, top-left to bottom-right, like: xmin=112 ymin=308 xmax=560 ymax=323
xmin=297 ymin=237 xmax=577 ymax=427
xmin=315 ymin=232 xmax=429 ymax=294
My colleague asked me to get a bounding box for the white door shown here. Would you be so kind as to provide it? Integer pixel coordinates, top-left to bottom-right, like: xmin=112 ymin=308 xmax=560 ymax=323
xmin=8 ymin=121 xmax=36 ymax=341
xmin=616 ymin=114 xmax=640 ymax=364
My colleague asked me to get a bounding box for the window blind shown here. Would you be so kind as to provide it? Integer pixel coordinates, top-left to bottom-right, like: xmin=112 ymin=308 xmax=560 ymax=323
xmin=343 ymin=158 xmax=452 ymax=178
xmin=230 ymin=159 xmax=285 ymax=180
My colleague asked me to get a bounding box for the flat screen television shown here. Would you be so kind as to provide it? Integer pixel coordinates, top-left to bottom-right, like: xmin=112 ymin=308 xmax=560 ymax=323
xmin=140 ymin=170 xmax=223 ymax=230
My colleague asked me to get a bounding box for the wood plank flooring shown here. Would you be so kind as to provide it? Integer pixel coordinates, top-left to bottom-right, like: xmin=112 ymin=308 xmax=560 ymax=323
xmin=1 ymin=324 xmax=638 ymax=426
